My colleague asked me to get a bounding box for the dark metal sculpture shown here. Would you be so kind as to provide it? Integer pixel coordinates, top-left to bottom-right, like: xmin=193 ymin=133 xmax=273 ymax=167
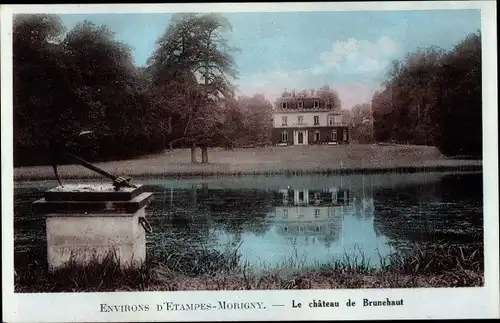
xmin=50 ymin=131 xmax=136 ymax=191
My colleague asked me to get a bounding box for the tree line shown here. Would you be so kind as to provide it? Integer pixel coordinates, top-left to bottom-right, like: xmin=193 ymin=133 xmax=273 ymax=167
xmin=371 ymin=31 xmax=482 ymax=157
xmin=13 ymin=13 xmax=273 ymax=166
xmin=341 ymin=103 xmax=374 ymax=144
xmin=13 ymin=14 xmax=482 ymax=167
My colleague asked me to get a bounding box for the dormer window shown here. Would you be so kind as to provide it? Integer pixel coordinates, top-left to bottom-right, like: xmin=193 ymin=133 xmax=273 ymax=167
xmin=281 ymin=102 xmax=288 ymax=109
xmin=313 ymin=100 xmax=320 ymax=109
xmin=298 ymin=116 xmax=304 ymax=124
xmin=326 ymin=98 xmax=332 ymax=107
xmin=297 ymin=101 xmax=303 ymax=109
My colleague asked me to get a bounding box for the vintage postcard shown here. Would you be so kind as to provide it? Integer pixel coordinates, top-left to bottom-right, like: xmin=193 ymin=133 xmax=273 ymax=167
xmin=1 ymin=1 xmax=499 ymax=322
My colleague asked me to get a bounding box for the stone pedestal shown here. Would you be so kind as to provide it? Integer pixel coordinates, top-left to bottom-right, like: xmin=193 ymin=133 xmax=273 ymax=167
xmin=33 ymin=184 xmax=154 ymax=271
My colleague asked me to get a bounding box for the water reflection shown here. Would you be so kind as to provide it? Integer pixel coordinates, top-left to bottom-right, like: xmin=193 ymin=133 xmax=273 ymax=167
xmin=254 ymin=185 xmax=390 ymax=269
xmin=372 ymin=173 xmax=483 ymax=247
xmin=275 ymin=187 xmax=352 ymax=243
xmin=13 ymin=172 xmax=483 ymax=272
xmin=145 ymin=177 xmax=393 ymax=270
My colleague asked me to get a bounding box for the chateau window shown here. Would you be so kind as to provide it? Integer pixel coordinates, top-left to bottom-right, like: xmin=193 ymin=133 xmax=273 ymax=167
xmin=281 ymin=116 xmax=287 ymax=126
xmin=328 ymin=115 xmax=335 ymax=126
xmin=315 ymin=130 xmax=320 ymax=141
xmin=331 ymin=129 xmax=337 ymax=141
xmin=297 ymin=116 xmax=304 ymax=124
xmin=314 ymin=192 xmax=321 ymax=200
xmin=314 ymin=116 xmax=319 ymax=125
xmin=297 ymin=101 xmax=303 ymax=109
xmin=313 ymin=100 xmax=320 ymax=108
xmin=314 ymin=209 xmax=321 ymax=218
xmin=326 ymin=98 xmax=332 ymax=107
xmin=283 ymin=209 xmax=288 ymax=219
xmin=343 ymin=129 xmax=347 ymax=141
xmin=281 ymin=130 xmax=288 ymax=142
xmin=281 ymin=102 xmax=287 ymax=109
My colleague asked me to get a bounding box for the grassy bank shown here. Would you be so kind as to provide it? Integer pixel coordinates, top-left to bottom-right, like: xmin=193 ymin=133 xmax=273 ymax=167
xmin=13 ymin=144 xmax=482 ymax=181
xmin=15 ymin=242 xmax=483 ymax=292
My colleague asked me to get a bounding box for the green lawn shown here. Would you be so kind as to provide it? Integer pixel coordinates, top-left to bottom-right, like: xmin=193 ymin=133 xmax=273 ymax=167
xmin=13 ymin=144 xmax=482 ymax=181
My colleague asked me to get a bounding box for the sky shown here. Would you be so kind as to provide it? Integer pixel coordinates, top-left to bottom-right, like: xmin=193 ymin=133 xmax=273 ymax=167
xmin=58 ymin=10 xmax=481 ymax=110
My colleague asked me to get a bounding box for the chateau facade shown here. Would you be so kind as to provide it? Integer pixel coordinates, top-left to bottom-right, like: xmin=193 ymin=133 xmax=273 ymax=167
xmin=271 ymin=86 xmax=350 ymax=146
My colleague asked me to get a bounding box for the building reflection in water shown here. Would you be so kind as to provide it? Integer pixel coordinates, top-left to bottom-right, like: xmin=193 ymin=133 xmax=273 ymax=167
xmin=198 ymin=176 xmax=392 ymax=270
xmin=270 ymin=174 xmax=381 ymax=246
xmin=274 ymin=187 xmax=359 ymax=248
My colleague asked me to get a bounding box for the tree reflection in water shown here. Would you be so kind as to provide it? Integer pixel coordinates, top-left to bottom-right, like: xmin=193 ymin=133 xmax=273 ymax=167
xmin=372 ymin=172 xmax=483 ymax=252
xmin=13 ymin=172 xmax=483 ymax=272
xmin=145 ymin=184 xmax=275 ymax=260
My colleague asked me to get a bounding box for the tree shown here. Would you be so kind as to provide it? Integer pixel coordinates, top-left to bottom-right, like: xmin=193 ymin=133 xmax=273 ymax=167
xmin=13 ymin=14 xmax=74 ymax=165
xmin=351 ymin=103 xmax=372 ymax=125
xmin=216 ymin=98 xmax=245 ymax=149
xmin=434 ymin=32 xmax=482 ymax=157
xmin=61 ymin=21 xmax=154 ymax=160
xmin=371 ymin=31 xmax=481 ymax=157
xmin=316 ymin=84 xmax=342 ymax=109
xmin=349 ymin=103 xmax=375 ymax=144
xmin=385 ymin=47 xmax=444 ymax=145
xmin=235 ymin=95 xmax=273 ymax=147
xmin=147 ymin=13 xmax=240 ymax=163
xmin=372 ymin=89 xmax=394 ymax=142
xmin=13 ymin=15 xmax=160 ymax=166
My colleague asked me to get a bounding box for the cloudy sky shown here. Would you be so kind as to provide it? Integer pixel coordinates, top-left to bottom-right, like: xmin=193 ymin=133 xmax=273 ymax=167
xmin=58 ymin=9 xmax=480 ymax=109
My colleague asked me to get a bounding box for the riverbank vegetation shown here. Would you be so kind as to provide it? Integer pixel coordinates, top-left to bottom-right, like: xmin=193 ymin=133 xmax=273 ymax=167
xmin=13 ymin=14 xmax=481 ymax=168
xmin=13 ymin=144 xmax=482 ymax=181
xmin=14 ymin=242 xmax=483 ymax=292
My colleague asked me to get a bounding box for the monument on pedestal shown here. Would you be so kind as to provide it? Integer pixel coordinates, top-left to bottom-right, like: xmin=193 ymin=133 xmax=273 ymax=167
xmin=34 ymin=131 xmax=154 ymax=271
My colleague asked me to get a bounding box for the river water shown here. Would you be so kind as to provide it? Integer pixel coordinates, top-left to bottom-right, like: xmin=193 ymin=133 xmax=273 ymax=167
xmin=14 ymin=171 xmax=483 ymax=273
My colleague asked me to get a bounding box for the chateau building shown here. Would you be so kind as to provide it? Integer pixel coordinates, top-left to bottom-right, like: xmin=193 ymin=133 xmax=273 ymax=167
xmin=271 ymin=86 xmax=350 ymax=146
